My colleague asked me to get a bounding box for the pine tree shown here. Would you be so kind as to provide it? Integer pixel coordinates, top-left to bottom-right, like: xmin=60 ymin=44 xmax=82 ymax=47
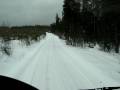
xmin=62 ymin=0 xmax=81 ymax=44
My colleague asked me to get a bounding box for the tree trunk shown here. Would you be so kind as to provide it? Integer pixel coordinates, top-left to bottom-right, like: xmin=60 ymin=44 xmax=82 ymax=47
xmin=115 ymin=42 xmax=119 ymax=53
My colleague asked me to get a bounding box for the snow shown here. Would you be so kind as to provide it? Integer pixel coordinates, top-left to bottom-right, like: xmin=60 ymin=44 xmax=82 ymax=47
xmin=0 ymin=33 xmax=120 ymax=90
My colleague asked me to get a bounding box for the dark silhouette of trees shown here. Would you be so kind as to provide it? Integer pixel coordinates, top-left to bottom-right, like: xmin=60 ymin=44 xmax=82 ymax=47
xmin=51 ymin=0 xmax=120 ymax=53
xmin=50 ymin=14 xmax=64 ymax=38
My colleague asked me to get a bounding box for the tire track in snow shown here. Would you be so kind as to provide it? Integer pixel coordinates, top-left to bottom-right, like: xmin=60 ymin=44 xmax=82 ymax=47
xmin=49 ymin=34 xmax=120 ymax=89
xmin=60 ymin=46 xmax=120 ymax=88
xmin=49 ymin=36 xmax=69 ymax=90
xmin=29 ymin=35 xmax=56 ymax=90
xmin=18 ymin=37 xmax=53 ymax=85
xmin=52 ymin=38 xmax=95 ymax=89
xmin=1 ymin=33 xmax=120 ymax=90
xmin=7 ymin=37 xmax=47 ymax=82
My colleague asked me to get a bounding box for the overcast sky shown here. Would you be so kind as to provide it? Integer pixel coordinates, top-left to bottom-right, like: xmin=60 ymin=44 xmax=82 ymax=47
xmin=0 ymin=0 xmax=63 ymax=26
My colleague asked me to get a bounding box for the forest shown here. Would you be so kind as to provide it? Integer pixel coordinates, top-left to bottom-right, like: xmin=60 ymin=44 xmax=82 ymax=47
xmin=51 ymin=0 xmax=120 ymax=53
xmin=0 ymin=25 xmax=49 ymax=40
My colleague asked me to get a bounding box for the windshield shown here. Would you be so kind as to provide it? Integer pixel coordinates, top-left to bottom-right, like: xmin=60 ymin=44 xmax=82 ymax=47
xmin=0 ymin=0 xmax=120 ymax=90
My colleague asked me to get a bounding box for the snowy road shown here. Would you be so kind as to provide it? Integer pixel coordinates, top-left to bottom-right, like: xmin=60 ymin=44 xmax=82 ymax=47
xmin=0 ymin=33 xmax=120 ymax=90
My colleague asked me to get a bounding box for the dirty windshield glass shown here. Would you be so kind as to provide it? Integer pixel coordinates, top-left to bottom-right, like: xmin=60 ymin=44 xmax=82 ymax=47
xmin=0 ymin=0 xmax=120 ymax=90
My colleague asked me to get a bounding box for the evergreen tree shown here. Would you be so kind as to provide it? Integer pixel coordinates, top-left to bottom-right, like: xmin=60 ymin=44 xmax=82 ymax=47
xmin=51 ymin=0 xmax=120 ymax=53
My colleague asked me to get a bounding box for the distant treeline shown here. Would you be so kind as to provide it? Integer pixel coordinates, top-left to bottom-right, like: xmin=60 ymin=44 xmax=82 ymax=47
xmin=0 ymin=25 xmax=50 ymax=56
xmin=51 ymin=0 xmax=120 ymax=53
xmin=0 ymin=25 xmax=50 ymax=40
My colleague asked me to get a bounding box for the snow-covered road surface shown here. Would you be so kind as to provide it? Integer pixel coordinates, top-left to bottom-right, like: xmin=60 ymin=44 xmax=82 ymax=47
xmin=0 ymin=33 xmax=120 ymax=90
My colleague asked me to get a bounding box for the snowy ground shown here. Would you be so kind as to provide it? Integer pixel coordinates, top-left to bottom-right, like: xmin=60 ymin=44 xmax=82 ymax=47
xmin=0 ymin=33 xmax=120 ymax=90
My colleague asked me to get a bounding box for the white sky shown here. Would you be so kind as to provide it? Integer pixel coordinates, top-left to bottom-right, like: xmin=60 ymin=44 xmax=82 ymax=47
xmin=0 ymin=0 xmax=63 ymax=26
